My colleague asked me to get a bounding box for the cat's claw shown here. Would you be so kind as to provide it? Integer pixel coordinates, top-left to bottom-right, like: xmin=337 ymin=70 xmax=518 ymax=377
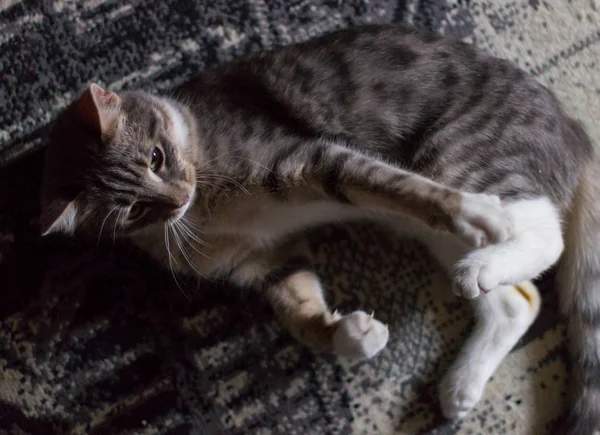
xmin=454 ymin=193 xmax=513 ymax=248
xmin=332 ymin=311 xmax=389 ymax=360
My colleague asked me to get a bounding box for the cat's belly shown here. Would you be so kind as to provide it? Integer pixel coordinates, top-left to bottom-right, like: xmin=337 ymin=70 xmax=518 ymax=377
xmin=247 ymin=200 xmax=444 ymax=243
xmin=142 ymin=197 xmax=451 ymax=280
xmin=236 ymin=200 xmax=367 ymax=240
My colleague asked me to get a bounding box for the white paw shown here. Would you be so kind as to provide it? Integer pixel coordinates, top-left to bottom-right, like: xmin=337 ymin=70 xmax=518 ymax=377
xmin=439 ymin=371 xmax=485 ymax=420
xmin=332 ymin=311 xmax=389 ymax=360
xmin=454 ymin=193 xmax=513 ymax=248
xmin=452 ymin=251 xmax=502 ymax=299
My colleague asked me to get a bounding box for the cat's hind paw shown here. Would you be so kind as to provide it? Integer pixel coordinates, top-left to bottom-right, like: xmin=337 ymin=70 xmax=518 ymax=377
xmin=332 ymin=311 xmax=389 ymax=360
xmin=439 ymin=375 xmax=483 ymax=420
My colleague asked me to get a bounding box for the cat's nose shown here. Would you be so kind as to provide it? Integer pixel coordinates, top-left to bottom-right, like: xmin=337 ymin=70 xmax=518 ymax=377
xmin=175 ymin=194 xmax=190 ymax=208
xmin=169 ymin=193 xmax=189 ymax=209
xmin=160 ymin=193 xmax=189 ymax=210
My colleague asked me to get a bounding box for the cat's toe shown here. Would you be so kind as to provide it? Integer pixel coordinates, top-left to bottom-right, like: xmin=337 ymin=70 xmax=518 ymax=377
xmin=456 ymin=193 xmax=514 ymax=247
xmin=332 ymin=311 xmax=389 ymax=360
xmin=453 ymin=255 xmax=502 ymax=299
xmin=439 ymin=377 xmax=483 ymax=420
xmin=453 ymin=263 xmax=487 ymax=299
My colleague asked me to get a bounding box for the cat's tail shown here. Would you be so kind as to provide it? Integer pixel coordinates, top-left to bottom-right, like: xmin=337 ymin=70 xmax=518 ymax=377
xmin=558 ymin=153 xmax=600 ymax=434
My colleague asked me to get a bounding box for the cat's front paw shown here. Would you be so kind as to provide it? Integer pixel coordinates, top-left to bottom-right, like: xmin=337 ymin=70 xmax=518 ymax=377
xmin=452 ymin=253 xmax=495 ymax=299
xmin=332 ymin=311 xmax=389 ymax=360
xmin=454 ymin=193 xmax=513 ymax=248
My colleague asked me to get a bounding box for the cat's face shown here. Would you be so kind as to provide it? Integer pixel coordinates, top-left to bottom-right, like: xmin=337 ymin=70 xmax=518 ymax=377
xmin=40 ymin=84 xmax=197 ymax=238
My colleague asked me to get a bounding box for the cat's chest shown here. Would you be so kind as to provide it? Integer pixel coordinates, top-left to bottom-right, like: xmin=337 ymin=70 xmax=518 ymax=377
xmin=138 ymin=197 xmax=366 ymax=277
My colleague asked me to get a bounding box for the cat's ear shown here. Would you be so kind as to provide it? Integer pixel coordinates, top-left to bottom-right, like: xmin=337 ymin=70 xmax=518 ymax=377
xmin=40 ymin=199 xmax=78 ymax=236
xmin=74 ymin=83 xmax=120 ymax=137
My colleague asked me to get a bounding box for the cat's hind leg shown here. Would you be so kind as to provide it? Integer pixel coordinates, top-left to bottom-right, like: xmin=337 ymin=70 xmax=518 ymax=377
xmin=439 ymin=281 xmax=541 ymax=419
xmin=453 ymin=196 xmax=563 ymax=299
xmin=413 ymin=230 xmax=541 ymax=419
xmin=231 ymin=239 xmax=389 ymax=360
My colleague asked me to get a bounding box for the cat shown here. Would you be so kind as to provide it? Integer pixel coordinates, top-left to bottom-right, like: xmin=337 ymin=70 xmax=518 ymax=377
xmin=39 ymin=24 xmax=596 ymax=433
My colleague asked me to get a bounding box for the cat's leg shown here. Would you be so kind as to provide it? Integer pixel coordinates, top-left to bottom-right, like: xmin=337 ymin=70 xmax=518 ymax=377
xmin=439 ymin=282 xmax=541 ymax=419
xmin=415 ymin=231 xmax=541 ymax=419
xmin=452 ymin=196 xmax=563 ymax=299
xmin=266 ymin=269 xmax=389 ymax=359
xmin=229 ymin=239 xmax=389 ymax=359
xmin=278 ymin=140 xmax=513 ymax=248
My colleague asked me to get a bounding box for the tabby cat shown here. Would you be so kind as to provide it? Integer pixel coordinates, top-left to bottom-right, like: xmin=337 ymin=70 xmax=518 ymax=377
xmin=40 ymin=25 xmax=597 ymax=433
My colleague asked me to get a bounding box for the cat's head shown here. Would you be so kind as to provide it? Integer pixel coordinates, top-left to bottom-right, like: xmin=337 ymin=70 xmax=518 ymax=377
xmin=40 ymin=84 xmax=197 ymax=238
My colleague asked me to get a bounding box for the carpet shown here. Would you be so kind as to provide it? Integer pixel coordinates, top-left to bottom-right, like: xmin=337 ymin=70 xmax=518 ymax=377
xmin=1 ymin=1 xmax=599 ymax=434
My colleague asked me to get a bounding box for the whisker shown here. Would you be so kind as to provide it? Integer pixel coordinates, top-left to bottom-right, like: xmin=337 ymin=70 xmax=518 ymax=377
xmin=112 ymin=209 xmax=123 ymax=246
xmin=165 ymin=224 xmax=191 ymax=301
xmin=171 ymin=223 xmax=211 ymax=276
xmin=175 ymin=221 xmax=212 ymax=258
xmin=197 ymin=147 xmax=247 ymax=167
xmin=197 ymin=174 xmax=251 ymax=195
xmin=180 ymin=216 xmax=211 ymax=236
xmin=179 ymin=215 xmax=200 ymax=231
xmin=98 ymin=205 xmax=118 ymax=244
xmin=230 ymin=155 xmax=275 ymax=175
xmin=195 ymin=179 xmax=230 ymax=196
xmin=178 ymin=219 xmax=211 ymax=248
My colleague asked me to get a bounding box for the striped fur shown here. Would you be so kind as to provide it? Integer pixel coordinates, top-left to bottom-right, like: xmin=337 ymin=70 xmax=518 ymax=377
xmin=40 ymin=24 xmax=596 ymax=428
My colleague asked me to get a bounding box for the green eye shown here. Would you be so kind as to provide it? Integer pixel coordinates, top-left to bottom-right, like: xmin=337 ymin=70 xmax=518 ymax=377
xmin=150 ymin=148 xmax=164 ymax=172
xmin=129 ymin=203 xmax=147 ymax=220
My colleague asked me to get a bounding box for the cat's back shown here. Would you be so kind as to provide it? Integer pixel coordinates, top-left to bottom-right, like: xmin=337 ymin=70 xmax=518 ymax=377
xmin=181 ymin=25 xmax=593 ymax=210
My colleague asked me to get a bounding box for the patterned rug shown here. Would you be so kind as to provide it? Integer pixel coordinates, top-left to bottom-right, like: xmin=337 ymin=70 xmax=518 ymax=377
xmin=1 ymin=1 xmax=599 ymax=434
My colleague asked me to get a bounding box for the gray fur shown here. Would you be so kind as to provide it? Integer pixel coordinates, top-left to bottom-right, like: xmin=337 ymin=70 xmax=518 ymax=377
xmin=40 ymin=24 xmax=597 ymax=431
xmin=177 ymin=25 xmax=590 ymax=209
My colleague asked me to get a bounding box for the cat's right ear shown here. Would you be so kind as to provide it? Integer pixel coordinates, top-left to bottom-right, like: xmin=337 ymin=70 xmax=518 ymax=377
xmin=74 ymin=83 xmax=120 ymax=138
xmin=40 ymin=199 xmax=78 ymax=236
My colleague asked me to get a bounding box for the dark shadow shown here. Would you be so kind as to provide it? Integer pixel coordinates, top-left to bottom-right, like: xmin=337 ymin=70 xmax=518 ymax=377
xmin=0 ymin=150 xmax=352 ymax=434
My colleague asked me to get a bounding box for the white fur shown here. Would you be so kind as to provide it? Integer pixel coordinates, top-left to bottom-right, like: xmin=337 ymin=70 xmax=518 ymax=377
xmin=439 ymin=281 xmax=541 ymax=419
xmin=159 ymin=99 xmax=194 ymax=221
xmin=174 ymin=189 xmax=553 ymax=418
xmin=44 ymin=201 xmax=78 ymax=235
xmin=239 ymin=201 xmax=363 ymax=240
xmin=402 ymin=197 xmax=559 ymax=418
xmin=454 ymin=197 xmax=563 ymax=299
xmin=210 ymin=190 xmax=515 ymax=253
xmin=332 ymin=311 xmax=389 ymax=360
xmin=161 ymin=100 xmax=189 ymax=148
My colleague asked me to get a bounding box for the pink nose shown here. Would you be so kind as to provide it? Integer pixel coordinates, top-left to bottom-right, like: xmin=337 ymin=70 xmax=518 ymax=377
xmin=176 ymin=194 xmax=189 ymax=208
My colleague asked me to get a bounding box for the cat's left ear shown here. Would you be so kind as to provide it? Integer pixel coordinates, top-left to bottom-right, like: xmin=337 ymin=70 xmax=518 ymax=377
xmin=74 ymin=83 xmax=121 ymax=138
xmin=40 ymin=198 xmax=79 ymax=236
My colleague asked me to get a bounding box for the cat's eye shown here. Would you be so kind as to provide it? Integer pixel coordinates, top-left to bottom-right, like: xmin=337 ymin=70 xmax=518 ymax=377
xmin=129 ymin=203 xmax=147 ymax=221
xmin=150 ymin=148 xmax=164 ymax=172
